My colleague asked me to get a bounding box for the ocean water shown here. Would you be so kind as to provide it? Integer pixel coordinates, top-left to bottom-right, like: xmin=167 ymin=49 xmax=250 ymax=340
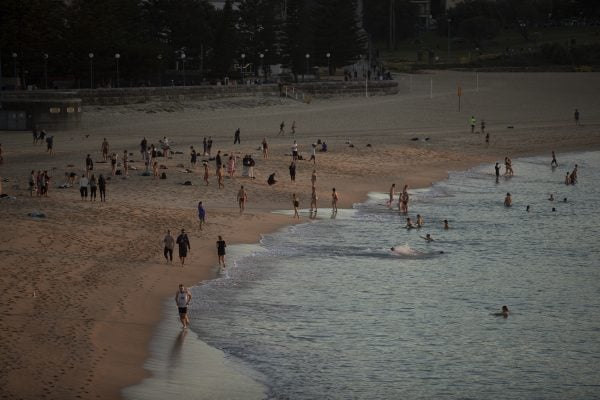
xmin=186 ymin=152 xmax=599 ymax=399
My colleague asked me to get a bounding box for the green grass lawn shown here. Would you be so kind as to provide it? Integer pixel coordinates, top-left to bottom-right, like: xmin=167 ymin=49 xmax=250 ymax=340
xmin=378 ymin=26 xmax=600 ymax=70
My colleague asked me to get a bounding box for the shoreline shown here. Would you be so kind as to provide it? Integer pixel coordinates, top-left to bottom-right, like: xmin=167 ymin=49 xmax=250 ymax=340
xmin=1 ymin=71 xmax=600 ymax=399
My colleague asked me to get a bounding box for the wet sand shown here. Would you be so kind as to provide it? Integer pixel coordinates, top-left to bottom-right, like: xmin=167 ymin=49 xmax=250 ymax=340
xmin=0 ymin=71 xmax=599 ymax=399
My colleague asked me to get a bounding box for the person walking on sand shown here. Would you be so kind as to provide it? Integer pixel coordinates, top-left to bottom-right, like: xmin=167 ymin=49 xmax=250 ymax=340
xmin=291 ymin=120 xmax=296 ymax=136
xmin=551 ymin=151 xmax=558 ymax=167
xmin=574 ymin=108 xmax=580 ymax=125
xmin=289 ymin=161 xmax=296 ymax=182
xmin=470 ymin=116 xmax=476 ymax=133
xmin=46 ymin=135 xmax=54 ymax=155
xmin=262 ymin=138 xmax=269 ymax=159
xmin=203 ymin=162 xmax=210 ymax=185
xmin=311 ymin=170 xmax=317 ymax=187
xmin=101 ymin=138 xmax=109 ymax=161
xmin=310 ymin=186 xmax=318 ymax=212
xmin=190 ymin=146 xmax=197 ymax=169
xmin=291 ymin=140 xmax=298 ymax=161
xmin=309 ymin=143 xmax=316 ymax=164
xmin=175 ymin=284 xmax=192 ymax=328
xmin=176 ymin=229 xmax=191 ymax=267
xmin=278 ymin=121 xmax=285 ymax=135
xmin=227 ymin=155 xmax=236 ymax=178
xmin=79 ymin=174 xmax=89 ymax=200
xmin=217 ymin=165 xmax=224 ymax=189
xmin=163 ymin=229 xmax=175 ymax=263
xmin=198 ymin=201 xmax=206 ymax=230
xmin=292 ymin=193 xmax=300 ymax=219
xmin=153 ymin=161 xmax=159 ymax=180
xmin=98 ymin=174 xmax=106 ymax=202
xmin=237 ymin=185 xmax=248 ymax=214
xmin=217 ymin=235 xmax=227 ymax=268
xmin=85 ymin=154 xmax=94 ymax=178
xmin=123 ymin=150 xmax=129 ymax=176
xmin=110 ymin=153 xmax=117 ymax=175
xmin=234 ymin=128 xmax=241 ymax=144
xmin=89 ymin=174 xmax=97 ymax=201
xmin=332 ymin=188 xmax=339 ymax=212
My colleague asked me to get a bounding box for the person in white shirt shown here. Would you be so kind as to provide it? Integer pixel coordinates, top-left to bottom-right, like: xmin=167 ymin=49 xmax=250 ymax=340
xmin=174 ymin=284 xmax=192 ymax=328
xmin=79 ymin=174 xmax=89 ymax=200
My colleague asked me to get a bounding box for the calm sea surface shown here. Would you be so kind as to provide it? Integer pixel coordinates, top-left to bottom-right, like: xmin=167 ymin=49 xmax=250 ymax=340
xmin=186 ymin=152 xmax=600 ymax=399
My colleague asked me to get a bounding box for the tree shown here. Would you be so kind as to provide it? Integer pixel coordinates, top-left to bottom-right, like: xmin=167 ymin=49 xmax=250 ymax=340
xmin=237 ymin=0 xmax=279 ymax=78
xmin=211 ymin=0 xmax=238 ymax=77
xmin=313 ymin=0 xmax=367 ymax=72
xmin=279 ymin=0 xmax=313 ymax=80
xmin=363 ymin=0 xmax=418 ymax=49
xmin=459 ymin=16 xmax=500 ymax=48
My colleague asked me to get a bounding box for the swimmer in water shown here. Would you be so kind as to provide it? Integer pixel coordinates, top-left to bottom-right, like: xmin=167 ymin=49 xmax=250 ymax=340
xmin=420 ymin=233 xmax=434 ymax=242
xmin=548 ymin=194 xmax=554 ymax=201
xmin=493 ymin=305 xmax=510 ymax=318
xmin=416 ymin=214 xmax=424 ymax=227
xmin=443 ymin=219 xmax=449 ymax=229
xmin=406 ymin=217 xmax=415 ymax=229
xmin=563 ymin=197 xmax=567 ymax=203
xmin=504 ymin=192 xmax=512 ymax=207
xmin=526 ymin=205 xmax=530 ymax=212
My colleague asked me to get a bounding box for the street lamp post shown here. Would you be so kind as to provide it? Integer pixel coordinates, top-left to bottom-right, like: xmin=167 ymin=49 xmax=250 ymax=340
xmin=157 ymin=54 xmax=163 ymax=87
xmin=241 ymin=53 xmax=246 ymax=84
xmin=447 ymin=18 xmax=451 ymax=63
xmin=88 ymin=52 xmax=94 ymax=89
xmin=326 ymin=52 xmax=331 ymax=77
xmin=115 ymin=53 xmax=120 ymax=88
xmin=42 ymin=53 xmax=48 ymax=89
xmin=12 ymin=53 xmax=18 ymax=89
xmin=181 ymin=52 xmax=186 ymax=87
xmin=305 ymin=53 xmax=310 ymax=79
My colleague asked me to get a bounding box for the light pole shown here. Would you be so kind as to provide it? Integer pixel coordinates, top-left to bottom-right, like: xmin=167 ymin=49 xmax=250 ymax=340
xmin=447 ymin=18 xmax=451 ymax=63
xmin=241 ymin=53 xmax=245 ymax=84
xmin=12 ymin=53 xmax=18 ymax=87
xmin=305 ymin=53 xmax=310 ymax=78
xmin=88 ymin=52 xmax=94 ymax=89
xmin=157 ymin=54 xmax=163 ymax=87
xmin=326 ymin=52 xmax=331 ymax=77
xmin=42 ymin=53 xmax=48 ymax=89
xmin=181 ymin=52 xmax=186 ymax=87
xmin=114 ymin=53 xmax=120 ymax=88
xmin=259 ymin=53 xmax=264 ymax=79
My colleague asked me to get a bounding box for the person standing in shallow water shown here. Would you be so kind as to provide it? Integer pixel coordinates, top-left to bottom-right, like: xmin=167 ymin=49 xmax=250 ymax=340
xmin=504 ymin=192 xmax=512 ymax=207
xmin=574 ymin=108 xmax=580 ymax=125
xmin=175 ymin=284 xmax=192 ymax=329
xmin=217 ymin=236 xmax=227 ymax=269
xmin=331 ymin=188 xmax=339 ymax=212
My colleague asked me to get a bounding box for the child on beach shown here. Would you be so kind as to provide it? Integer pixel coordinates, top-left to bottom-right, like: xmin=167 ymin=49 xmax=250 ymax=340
xmin=217 ymin=236 xmax=227 ymax=268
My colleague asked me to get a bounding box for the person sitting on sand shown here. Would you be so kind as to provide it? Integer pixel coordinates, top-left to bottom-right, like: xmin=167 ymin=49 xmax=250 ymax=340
xmin=504 ymin=193 xmax=512 ymax=207
xmin=493 ymin=305 xmax=510 ymax=318
xmin=420 ymin=233 xmax=434 ymax=242
xmin=268 ymin=172 xmax=277 ymax=186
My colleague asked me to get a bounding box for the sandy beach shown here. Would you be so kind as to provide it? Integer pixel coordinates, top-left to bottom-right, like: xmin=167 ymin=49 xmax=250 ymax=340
xmin=1 ymin=70 xmax=600 ymax=399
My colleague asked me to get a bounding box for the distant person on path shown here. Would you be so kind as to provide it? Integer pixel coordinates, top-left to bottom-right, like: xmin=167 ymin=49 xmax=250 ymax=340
xmin=46 ymin=135 xmax=54 ymax=155
xmin=174 ymin=284 xmax=192 ymax=329
xmin=198 ymin=201 xmax=206 ymax=230
xmin=216 ymin=236 xmax=227 ymax=268
xmin=176 ymin=229 xmax=191 ymax=267
xmin=101 ymin=138 xmax=109 ymax=161
xmin=504 ymin=192 xmax=512 ymax=207
xmin=163 ymin=230 xmax=174 ymax=263
xmin=574 ymin=108 xmax=580 ymax=125
xmin=331 ymin=188 xmax=339 ymax=212
xmin=98 ymin=174 xmax=106 ymax=202
xmin=234 ymin=128 xmax=241 ymax=144
xmin=237 ymin=185 xmax=248 ymax=214
xmin=470 ymin=116 xmax=476 ymax=133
